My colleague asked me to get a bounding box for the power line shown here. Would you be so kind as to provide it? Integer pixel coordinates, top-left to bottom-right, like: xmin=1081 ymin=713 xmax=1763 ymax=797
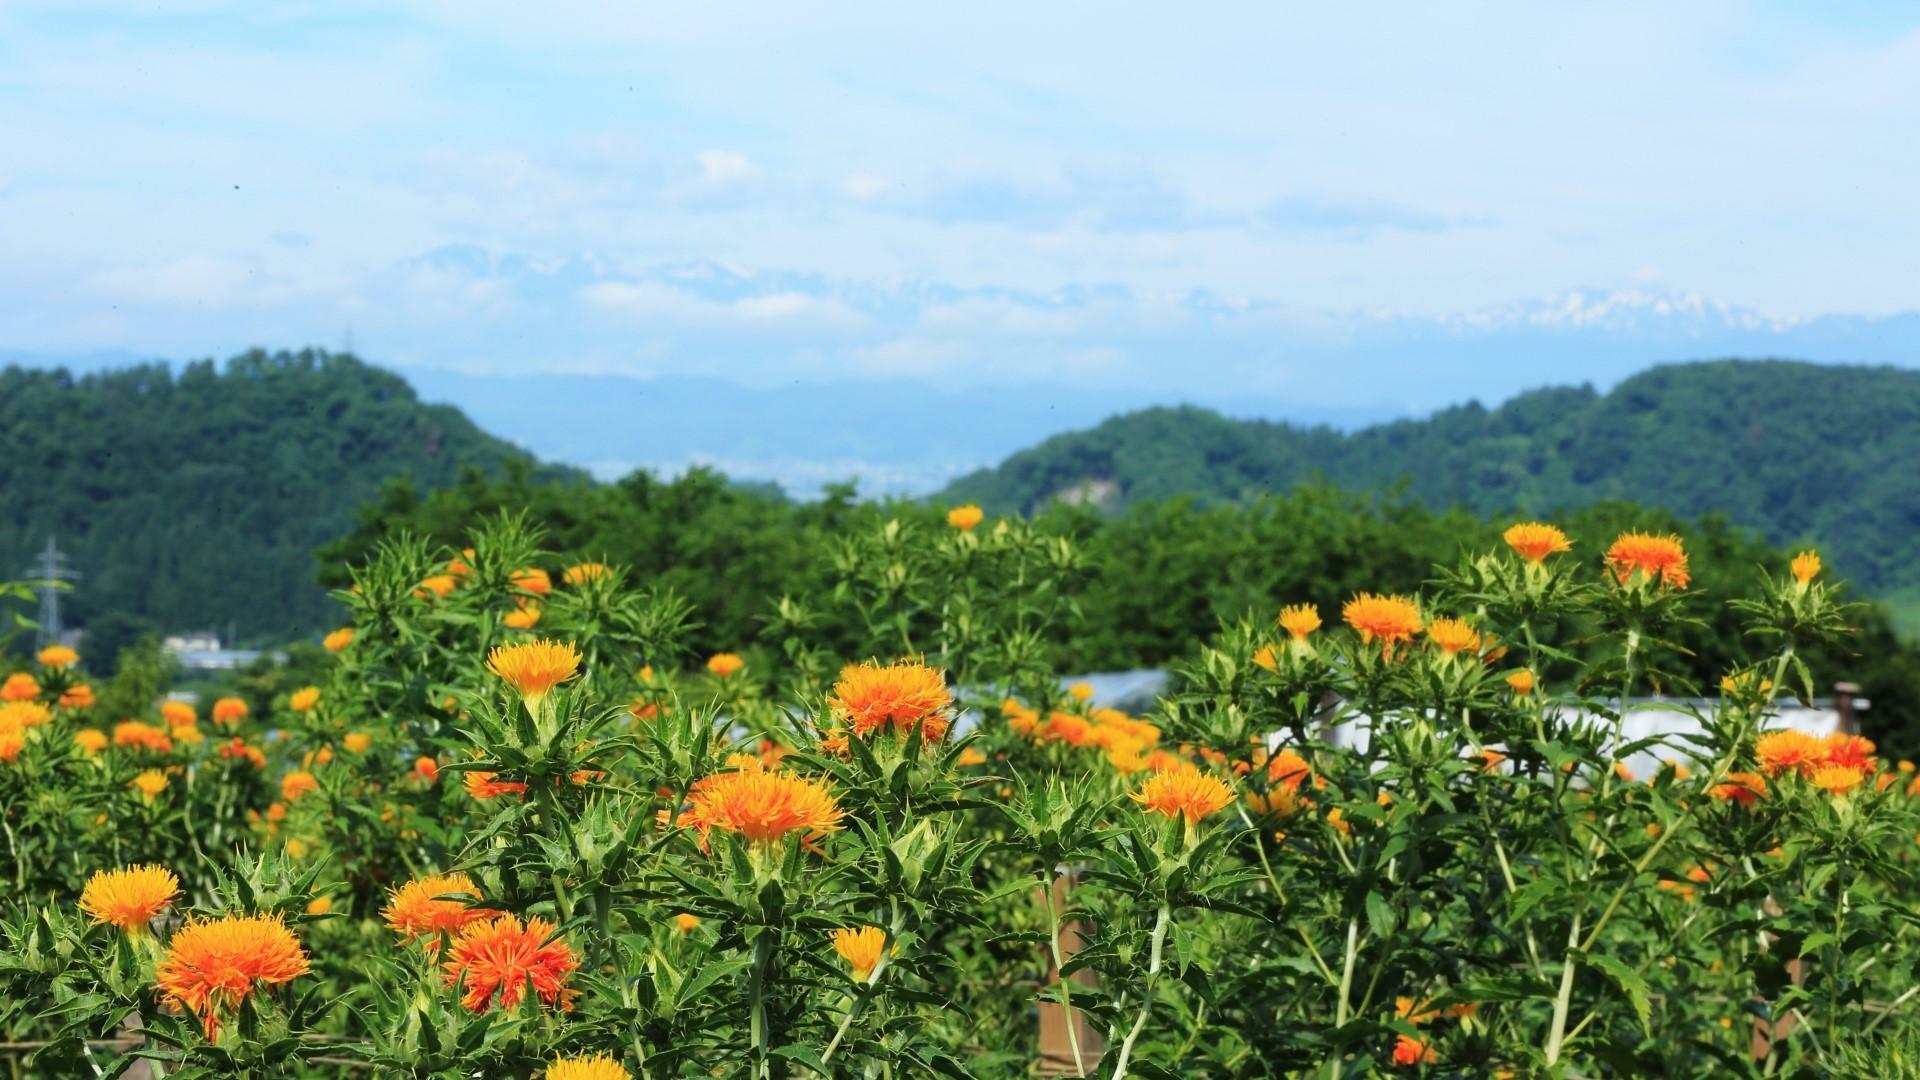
xmin=24 ymin=537 xmax=79 ymax=650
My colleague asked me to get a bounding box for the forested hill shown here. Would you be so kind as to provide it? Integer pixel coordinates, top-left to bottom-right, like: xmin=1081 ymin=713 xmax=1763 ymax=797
xmin=942 ymin=360 xmax=1920 ymax=597
xmin=0 ymin=350 xmax=569 ymax=650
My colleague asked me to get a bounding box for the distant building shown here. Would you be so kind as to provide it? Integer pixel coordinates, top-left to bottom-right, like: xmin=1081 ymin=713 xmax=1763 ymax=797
xmin=163 ymin=632 xmax=280 ymax=671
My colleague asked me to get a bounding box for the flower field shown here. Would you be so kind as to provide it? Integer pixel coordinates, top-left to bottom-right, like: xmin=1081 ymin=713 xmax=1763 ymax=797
xmin=2 ymin=510 xmax=1917 ymax=1078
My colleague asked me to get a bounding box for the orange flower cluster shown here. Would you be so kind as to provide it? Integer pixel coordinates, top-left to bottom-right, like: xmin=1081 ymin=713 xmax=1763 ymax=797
xmin=833 ymin=926 xmax=888 ymax=981
xmin=113 ymin=720 xmax=173 ymax=753
xmin=1342 ymin=593 xmax=1423 ymax=650
xmin=79 ymin=865 xmax=180 ymax=933
xmin=442 ymin=913 xmax=578 ymax=1013
xmin=1605 ymin=531 xmax=1690 ymax=588
xmin=384 ymin=872 xmax=498 ymax=945
xmin=946 ymin=504 xmax=985 ymax=531
xmin=547 ymin=1055 xmax=633 ymax=1080
xmin=679 ymin=759 xmax=845 ymax=847
xmin=1132 ymin=767 xmax=1234 ymax=824
xmin=828 ymin=659 xmax=953 ymax=741
xmin=1709 ymin=771 xmax=1768 ymax=806
xmin=562 ymin=562 xmax=610 ymax=586
xmin=38 ymin=644 xmax=80 ymax=668
xmin=211 ymin=696 xmax=249 ymax=725
xmin=707 ymin=652 xmax=745 ymax=678
xmin=1425 ymin=617 xmax=1481 ymax=657
xmin=218 ymin=738 xmax=268 ymax=768
xmin=1503 ymin=521 xmax=1572 ymax=563
xmin=0 ymin=673 xmax=38 ymax=702
xmin=485 ymin=640 xmax=581 ymax=703
xmin=1755 ymin=729 xmax=1876 ymax=790
xmin=155 ymin=914 xmax=311 ymax=1040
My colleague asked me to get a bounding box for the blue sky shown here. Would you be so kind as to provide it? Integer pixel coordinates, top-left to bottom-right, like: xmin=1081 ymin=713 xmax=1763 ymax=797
xmin=2 ymin=2 xmax=1917 ymax=406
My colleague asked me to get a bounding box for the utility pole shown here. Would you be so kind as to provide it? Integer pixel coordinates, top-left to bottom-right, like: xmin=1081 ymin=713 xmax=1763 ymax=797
xmin=25 ymin=536 xmax=79 ymax=650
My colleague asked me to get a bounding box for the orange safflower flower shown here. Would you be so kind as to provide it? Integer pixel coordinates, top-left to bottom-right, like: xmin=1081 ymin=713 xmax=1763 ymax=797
xmin=211 ymin=697 xmax=249 ymax=725
xmin=1132 ymin=769 xmax=1234 ymax=824
xmin=1342 ymin=593 xmax=1423 ymax=647
xmin=289 ymin=687 xmax=320 ymax=713
xmin=1606 ymin=531 xmax=1690 ymax=588
xmin=343 ymin=732 xmax=372 ymax=753
xmin=1278 ymin=603 xmax=1322 ymax=640
xmin=674 ymin=913 xmax=700 ymax=933
xmin=562 ymin=562 xmax=609 ymax=586
xmin=684 ymin=768 xmax=845 ymax=847
xmin=828 ymin=659 xmax=953 ymax=741
xmin=832 ymin=926 xmax=887 ymax=981
xmin=1 ymin=673 xmax=39 ymax=701
xmin=1477 ymin=748 xmax=1508 ymax=772
xmin=383 ymin=872 xmax=498 ymax=945
xmin=155 ymin=914 xmax=311 ymax=1040
xmin=160 ymin=701 xmax=196 ymax=727
xmin=414 ymin=756 xmax=440 ymax=782
xmin=1067 ymin=682 xmax=1094 ymax=703
xmin=60 ymin=683 xmax=95 ymax=708
xmin=511 ymin=567 xmax=551 ymax=595
xmin=1503 ymin=522 xmax=1572 ymax=563
xmin=1391 ymin=1034 xmax=1437 ymax=1066
xmin=37 ymin=645 xmax=79 ymax=668
xmin=1426 ymin=618 xmax=1481 ymax=656
xmin=1506 ymin=670 xmax=1536 ymax=695
xmin=417 ymin=574 xmax=458 ymax=598
xmin=707 ymin=652 xmax=745 ymax=678
xmin=0 ymin=701 xmax=50 ymax=730
xmin=281 ymin=771 xmax=319 ymax=802
xmin=305 ymin=896 xmax=332 ymax=916
xmin=485 ymin=640 xmax=582 ymax=705
xmin=73 ymin=728 xmax=108 ymax=754
xmin=322 ymin=628 xmax=354 ymax=653
xmin=1811 ymin=764 xmax=1866 ymax=795
xmin=131 ymin=770 xmax=169 ymax=799
xmin=464 ymin=770 xmax=528 ymax=800
xmin=442 ymin=913 xmax=578 ymax=1013
xmin=113 ymin=720 xmax=172 ymax=753
xmin=503 ymin=601 xmax=541 ymax=630
xmin=1039 ymin=711 xmax=1093 ymax=747
xmin=219 ymin=738 xmax=267 ymax=768
xmin=546 ymin=1054 xmax=632 ymax=1080
xmin=1755 ymin=729 xmax=1826 ymax=777
xmin=447 ymin=548 xmax=475 ymax=577
xmin=1790 ymin=550 xmax=1821 ymax=585
xmin=79 ymin=865 xmax=180 ymax=933
xmin=1710 ymin=771 xmax=1767 ymax=806
xmin=1267 ymin=748 xmax=1312 ymax=790
xmin=957 ymin=746 xmax=988 ymax=766
xmin=1823 ymin=732 xmax=1877 ymax=772
xmin=1251 ymin=644 xmax=1278 ymax=671
xmin=946 ymin=504 xmax=984 ymax=531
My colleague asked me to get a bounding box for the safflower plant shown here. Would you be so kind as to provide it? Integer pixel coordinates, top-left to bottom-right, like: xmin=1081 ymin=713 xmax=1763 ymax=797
xmin=0 ymin=512 xmax=1915 ymax=1079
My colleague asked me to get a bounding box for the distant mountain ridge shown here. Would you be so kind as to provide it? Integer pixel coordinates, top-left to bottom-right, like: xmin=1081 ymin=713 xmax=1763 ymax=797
xmin=941 ymin=359 xmax=1920 ymax=598
xmin=0 ymin=350 xmax=571 ymax=648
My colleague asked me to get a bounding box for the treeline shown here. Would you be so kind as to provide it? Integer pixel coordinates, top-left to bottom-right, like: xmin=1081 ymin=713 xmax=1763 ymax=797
xmin=321 ymin=467 xmax=1920 ymax=748
xmin=943 ymin=360 xmax=1920 ymax=612
xmin=0 ymin=350 xmax=572 ymax=660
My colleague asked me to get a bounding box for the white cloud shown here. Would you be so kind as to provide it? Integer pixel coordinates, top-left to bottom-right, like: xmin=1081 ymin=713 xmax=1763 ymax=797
xmin=695 ymin=150 xmax=760 ymax=185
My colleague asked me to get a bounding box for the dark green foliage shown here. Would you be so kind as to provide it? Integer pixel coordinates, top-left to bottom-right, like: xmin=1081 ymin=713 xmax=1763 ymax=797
xmin=0 ymin=349 xmax=575 ymax=645
xmin=319 ymin=470 xmax=1920 ymax=753
xmin=942 ymin=360 xmax=1920 ymax=605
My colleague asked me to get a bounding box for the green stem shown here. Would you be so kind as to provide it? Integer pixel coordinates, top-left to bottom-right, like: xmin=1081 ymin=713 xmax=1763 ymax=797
xmin=1543 ymin=910 xmax=1583 ymax=1066
xmin=1037 ymin=867 xmax=1088 ymax=1076
xmin=749 ymin=931 xmax=775 ymax=1080
xmin=1109 ymin=903 xmax=1171 ymax=1080
xmin=1329 ymin=917 xmax=1360 ymax=1080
